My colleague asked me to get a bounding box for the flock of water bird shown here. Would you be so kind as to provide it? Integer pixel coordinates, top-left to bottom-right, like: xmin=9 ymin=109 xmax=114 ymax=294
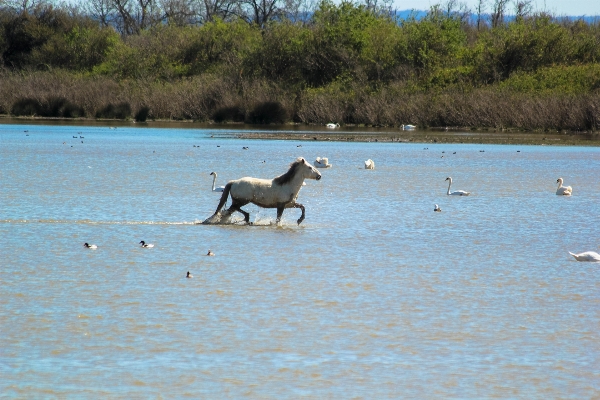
xmin=83 ymin=239 xmax=217 ymax=277
xmin=73 ymin=127 xmax=594 ymax=267
xmin=205 ymin=151 xmax=595 ymax=263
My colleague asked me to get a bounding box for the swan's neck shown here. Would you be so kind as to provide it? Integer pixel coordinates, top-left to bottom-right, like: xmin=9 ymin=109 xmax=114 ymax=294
xmin=557 ymin=180 xmax=562 ymax=189
xmin=447 ymin=180 xmax=452 ymax=195
xmin=212 ymin=174 xmax=216 ymax=191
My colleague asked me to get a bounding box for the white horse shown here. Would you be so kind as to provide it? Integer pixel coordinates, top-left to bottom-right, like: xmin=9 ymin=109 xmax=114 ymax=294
xmin=204 ymin=158 xmax=322 ymax=225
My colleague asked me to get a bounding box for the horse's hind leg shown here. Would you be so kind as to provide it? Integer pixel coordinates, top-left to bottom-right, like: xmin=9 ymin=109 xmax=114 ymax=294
xmin=228 ymin=200 xmax=251 ymax=224
xmin=293 ymin=203 xmax=306 ymax=225
xmin=236 ymin=207 xmax=250 ymax=224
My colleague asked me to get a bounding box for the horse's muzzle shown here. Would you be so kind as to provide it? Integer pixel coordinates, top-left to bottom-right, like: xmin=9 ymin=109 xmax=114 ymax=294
xmin=316 ymin=175 xmax=321 ymax=180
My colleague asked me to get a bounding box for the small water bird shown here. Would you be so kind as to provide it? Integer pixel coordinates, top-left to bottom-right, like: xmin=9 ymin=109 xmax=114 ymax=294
xmin=434 ymin=204 xmax=442 ymax=212
xmin=326 ymin=123 xmax=340 ymax=129
xmin=207 ymin=249 xmax=215 ymax=256
xmin=210 ymin=172 xmax=225 ymax=192
xmin=314 ymin=157 xmax=332 ymax=168
xmin=445 ymin=177 xmax=470 ymax=196
xmin=83 ymin=243 xmax=97 ymax=249
xmin=401 ymin=124 xmax=416 ymax=130
xmin=187 ymin=271 xmax=193 ymax=278
xmin=243 ymin=146 xmax=249 ymax=150
xmin=568 ymin=251 xmax=600 ymax=262
xmin=364 ymin=159 xmax=375 ymax=170
xmin=139 ymin=241 xmax=154 ymax=248
xmin=556 ymin=178 xmax=572 ymax=196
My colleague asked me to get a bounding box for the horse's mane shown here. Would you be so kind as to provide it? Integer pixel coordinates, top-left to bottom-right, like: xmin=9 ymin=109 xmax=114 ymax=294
xmin=273 ymin=158 xmax=304 ymax=186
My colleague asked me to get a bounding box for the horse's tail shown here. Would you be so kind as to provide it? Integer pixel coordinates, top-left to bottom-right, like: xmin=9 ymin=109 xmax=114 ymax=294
xmin=214 ymin=182 xmax=233 ymax=214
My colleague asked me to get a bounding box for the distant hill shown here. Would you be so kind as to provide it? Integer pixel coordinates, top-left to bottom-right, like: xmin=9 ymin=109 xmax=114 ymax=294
xmin=394 ymin=9 xmax=599 ymax=23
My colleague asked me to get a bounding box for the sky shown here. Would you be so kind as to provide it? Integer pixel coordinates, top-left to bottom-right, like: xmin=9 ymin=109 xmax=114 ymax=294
xmin=394 ymin=0 xmax=600 ymax=16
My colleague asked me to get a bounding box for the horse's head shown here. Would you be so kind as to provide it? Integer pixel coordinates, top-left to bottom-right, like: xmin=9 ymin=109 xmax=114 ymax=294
xmin=274 ymin=158 xmax=321 ymax=186
xmin=298 ymin=158 xmax=321 ymax=181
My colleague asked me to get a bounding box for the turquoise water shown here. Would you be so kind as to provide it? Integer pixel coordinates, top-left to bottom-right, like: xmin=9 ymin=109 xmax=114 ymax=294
xmin=1 ymin=123 xmax=599 ymax=397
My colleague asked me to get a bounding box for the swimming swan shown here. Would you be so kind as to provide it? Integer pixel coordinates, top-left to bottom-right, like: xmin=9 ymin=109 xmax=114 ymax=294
xmin=140 ymin=240 xmax=154 ymax=248
xmin=556 ymin=178 xmax=572 ymax=196
xmin=207 ymin=249 xmax=215 ymax=256
xmin=364 ymin=159 xmax=375 ymax=170
xmin=315 ymin=157 xmax=332 ymax=168
xmin=326 ymin=123 xmax=340 ymax=129
xmin=83 ymin=243 xmax=97 ymax=249
xmin=434 ymin=204 xmax=441 ymax=212
xmin=186 ymin=271 xmax=193 ymax=278
xmin=210 ymin=172 xmax=225 ymax=192
xmin=445 ymin=177 xmax=470 ymax=196
xmin=401 ymin=124 xmax=416 ymax=130
xmin=568 ymin=251 xmax=600 ymax=262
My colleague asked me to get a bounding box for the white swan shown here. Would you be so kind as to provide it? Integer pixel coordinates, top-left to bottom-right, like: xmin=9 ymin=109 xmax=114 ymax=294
xmin=315 ymin=157 xmax=332 ymax=168
xmin=83 ymin=243 xmax=97 ymax=249
xmin=364 ymin=159 xmax=375 ymax=170
xmin=556 ymin=178 xmax=572 ymax=196
xmin=569 ymin=251 xmax=600 ymax=262
xmin=210 ymin=172 xmax=225 ymax=192
xmin=445 ymin=177 xmax=470 ymax=196
xmin=140 ymin=240 xmax=154 ymax=248
xmin=326 ymin=123 xmax=340 ymax=129
xmin=207 ymin=249 xmax=215 ymax=256
xmin=434 ymin=204 xmax=441 ymax=212
xmin=401 ymin=124 xmax=416 ymax=130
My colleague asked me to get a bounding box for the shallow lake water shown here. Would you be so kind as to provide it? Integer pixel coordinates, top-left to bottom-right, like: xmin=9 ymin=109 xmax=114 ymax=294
xmin=1 ymin=123 xmax=599 ymax=397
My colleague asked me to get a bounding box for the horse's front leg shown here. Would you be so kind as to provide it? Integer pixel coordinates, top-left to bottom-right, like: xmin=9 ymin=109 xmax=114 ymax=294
xmin=275 ymin=203 xmax=285 ymax=225
xmin=293 ymin=203 xmax=306 ymax=225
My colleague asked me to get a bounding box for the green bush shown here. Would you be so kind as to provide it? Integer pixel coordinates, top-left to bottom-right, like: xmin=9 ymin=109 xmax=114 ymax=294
xmin=11 ymin=96 xmax=85 ymax=117
xmin=247 ymin=101 xmax=287 ymax=124
xmin=134 ymin=106 xmax=151 ymax=122
xmin=11 ymin=98 xmax=41 ymax=116
xmin=96 ymin=102 xmax=132 ymax=119
xmin=212 ymin=106 xmax=245 ymax=122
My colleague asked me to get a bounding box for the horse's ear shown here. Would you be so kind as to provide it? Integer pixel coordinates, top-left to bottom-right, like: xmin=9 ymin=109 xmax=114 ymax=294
xmin=300 ymin=157 xmax=305 ymax=163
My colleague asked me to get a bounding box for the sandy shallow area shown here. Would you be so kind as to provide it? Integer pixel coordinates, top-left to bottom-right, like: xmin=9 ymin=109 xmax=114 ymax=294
xmin=234 ymin=129 xmax=600 ymax=146
xmin=1 ymin=116 xmax=598 ymax=145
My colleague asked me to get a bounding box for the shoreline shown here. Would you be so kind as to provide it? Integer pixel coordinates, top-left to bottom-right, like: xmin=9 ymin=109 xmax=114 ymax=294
xmin=233 ymin=131 xmax=600 ymax=146
xmin=1 ymin=116 xmax=599 ymax=145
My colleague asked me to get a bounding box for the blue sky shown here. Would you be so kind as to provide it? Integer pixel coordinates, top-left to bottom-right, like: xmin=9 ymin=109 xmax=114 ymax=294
xmin=395 ymin=0 xmax=600 ymax=16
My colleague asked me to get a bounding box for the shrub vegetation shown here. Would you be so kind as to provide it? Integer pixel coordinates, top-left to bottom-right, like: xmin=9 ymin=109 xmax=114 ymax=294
xmin=0 ymin=0 xmax=599 ymax=130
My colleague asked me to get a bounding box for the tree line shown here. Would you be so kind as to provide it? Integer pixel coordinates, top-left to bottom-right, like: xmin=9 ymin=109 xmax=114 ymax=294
xmin=0 ymin=0 xmax=599 ymax=130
